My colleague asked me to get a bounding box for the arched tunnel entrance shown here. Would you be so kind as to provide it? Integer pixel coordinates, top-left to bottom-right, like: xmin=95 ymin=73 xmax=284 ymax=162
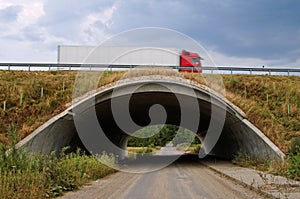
xmin=76 ymin=90 xmax=229 ymax=158
xmin=17 ymin=79 xmax=284 ymax=161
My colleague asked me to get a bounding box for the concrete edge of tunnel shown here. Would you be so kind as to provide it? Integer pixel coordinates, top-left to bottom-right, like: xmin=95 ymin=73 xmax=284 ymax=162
xmin=15 ymin=109 xmax=71 ymax=149
xmin=242 ymin=119 xmax=285 ymax=160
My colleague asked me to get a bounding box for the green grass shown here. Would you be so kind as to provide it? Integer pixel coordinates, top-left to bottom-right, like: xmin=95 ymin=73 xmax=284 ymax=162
xmin=0 ymin=125 xmax=116 ymax=199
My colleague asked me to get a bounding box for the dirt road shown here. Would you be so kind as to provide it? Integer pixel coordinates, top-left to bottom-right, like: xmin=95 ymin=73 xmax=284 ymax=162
xmin=59 ymin=155 xmax=265 ymax=199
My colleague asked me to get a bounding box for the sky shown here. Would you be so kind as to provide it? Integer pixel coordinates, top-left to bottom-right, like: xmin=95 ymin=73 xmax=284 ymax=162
xmin=0 ymin=0 xmax=299 ymax=67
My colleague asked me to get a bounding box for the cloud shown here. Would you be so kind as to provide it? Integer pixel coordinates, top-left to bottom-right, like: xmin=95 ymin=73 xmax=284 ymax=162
xmin=80 ymin=0 xmax=119 ymax=44
xmin=0 ymin=5 xmax=22 ymax=22
xmin=16 ymin=2 xmax=45 ymax=27
xmin=0 ymin=1 xmax=45 ymax=41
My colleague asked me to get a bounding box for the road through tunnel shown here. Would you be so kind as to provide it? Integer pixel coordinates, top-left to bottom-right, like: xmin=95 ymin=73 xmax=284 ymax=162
xmin=17 ymin=79 xmax=284 ymax=161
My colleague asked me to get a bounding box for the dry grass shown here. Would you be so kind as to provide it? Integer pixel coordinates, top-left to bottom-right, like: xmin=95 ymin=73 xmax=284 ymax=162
xmin=222 ymin=74 xmax=300 ymax=152
xmin=0 ymin=70 xmax=299 ymax=154
xmin=0 ymin=71 xmax=77 ymax=145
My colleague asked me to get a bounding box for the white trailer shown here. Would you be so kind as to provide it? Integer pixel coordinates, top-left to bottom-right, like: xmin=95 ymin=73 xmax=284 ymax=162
xmin=57 ymin=45 xmax=180 ymax=66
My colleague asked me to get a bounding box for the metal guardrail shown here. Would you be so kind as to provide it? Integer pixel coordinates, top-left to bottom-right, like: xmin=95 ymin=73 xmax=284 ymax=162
xmin=0 ymin=63 xmax=300 ymax=76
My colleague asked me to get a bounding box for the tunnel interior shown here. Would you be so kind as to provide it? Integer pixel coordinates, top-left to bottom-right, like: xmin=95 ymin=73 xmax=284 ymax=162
xmin=72 ymin=88 xmax=244 ymax=160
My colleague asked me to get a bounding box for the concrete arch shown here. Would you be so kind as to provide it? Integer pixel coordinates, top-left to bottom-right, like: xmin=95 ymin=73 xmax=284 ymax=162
xmin=17 ymin=78 xmax=285 ymax=160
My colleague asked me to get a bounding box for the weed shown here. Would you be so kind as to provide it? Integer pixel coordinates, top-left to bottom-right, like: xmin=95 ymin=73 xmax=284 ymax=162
xmin=233 ymin=143 xmax=300 ymax=181
xmin=50 ymin=70 xmax=58 ymax=75
xmin=232 ymin=152 xmax=270 ymax=171
xmin=285 ymin=138 xmax=300 ymax=180
xmin=0 ymin=125 xmax=116 ymax=199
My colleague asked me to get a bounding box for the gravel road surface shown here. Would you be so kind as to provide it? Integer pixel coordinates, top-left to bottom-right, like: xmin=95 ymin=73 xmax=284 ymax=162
xmin=59 ymin=155 xmax=265 ymax=199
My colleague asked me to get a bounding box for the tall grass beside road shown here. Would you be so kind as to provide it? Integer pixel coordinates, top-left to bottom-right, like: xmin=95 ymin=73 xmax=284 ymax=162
xmin=0 ymin=124 xmax=116 ymax=199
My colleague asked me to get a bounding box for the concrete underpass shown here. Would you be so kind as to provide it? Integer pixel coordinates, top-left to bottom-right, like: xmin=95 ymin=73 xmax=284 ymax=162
xmin=17 ymin=78 xmax=284 ymax=160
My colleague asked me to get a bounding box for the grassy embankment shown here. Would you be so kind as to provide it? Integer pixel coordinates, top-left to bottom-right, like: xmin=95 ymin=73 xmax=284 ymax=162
xmin=0 ymin=69 xmax=299 ymax=195
xmin=0 ymin=70 xmax=120 ymax=198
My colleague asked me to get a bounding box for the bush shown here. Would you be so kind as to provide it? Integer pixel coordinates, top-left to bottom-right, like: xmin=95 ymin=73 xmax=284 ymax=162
xmin=286 ymin=137 xmax=300 ymax=180
xmin=0 ymin=126 xmax=116 ymax=199
xmin=289 ymin=137 xmax=300 ymax=155
xmin=286 ymin=152 xmax=300 ymax=181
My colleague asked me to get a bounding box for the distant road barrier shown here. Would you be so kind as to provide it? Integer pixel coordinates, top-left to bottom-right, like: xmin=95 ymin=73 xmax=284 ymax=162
xmin=0 ymin=63 xmax=300 ymax=76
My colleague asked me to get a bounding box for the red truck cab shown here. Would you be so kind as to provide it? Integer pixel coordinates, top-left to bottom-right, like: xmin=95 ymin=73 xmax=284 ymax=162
xmin=179 ymin=50 xmax=202 ymax=73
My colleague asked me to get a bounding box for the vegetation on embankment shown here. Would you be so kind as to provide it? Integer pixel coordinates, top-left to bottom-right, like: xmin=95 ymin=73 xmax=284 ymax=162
xmin=0 ymin=70 xmax=299 ymax=152
xmin=0 ymin=124 xmax=116 ymax=199
xmin=222 ymin=74 xmax=300 ymax=152
xmin=0 ymin=70 xmax=76 ymax=144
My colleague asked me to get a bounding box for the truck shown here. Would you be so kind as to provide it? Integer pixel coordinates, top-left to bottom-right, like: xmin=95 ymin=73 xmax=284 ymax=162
xmin=57 ymin=45 xmax=202 ymax=72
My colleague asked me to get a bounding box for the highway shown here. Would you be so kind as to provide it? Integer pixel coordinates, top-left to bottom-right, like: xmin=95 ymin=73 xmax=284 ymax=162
xmin=59 ymin=155 xmax=265 ymax=199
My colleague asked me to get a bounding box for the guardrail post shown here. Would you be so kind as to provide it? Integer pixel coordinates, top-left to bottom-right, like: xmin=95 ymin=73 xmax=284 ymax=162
xmin=269 ymin=70 xmax=271 ymax=75
xmin=230 ymin=68 xmax=233 ymax=75
xmin=250 ymin=69 xmax=252 ymax=75
xmin=287 ymin=70 xmax=290 ymax=76
xmin=28 ymin=65 xmax=31 ymax=71
xmin=8 ymin=64 xmax=10 ymax=71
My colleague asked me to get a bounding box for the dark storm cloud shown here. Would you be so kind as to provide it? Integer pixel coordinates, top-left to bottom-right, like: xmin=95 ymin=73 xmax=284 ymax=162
xmin=109 ymin=0 xmax=300 ymax=61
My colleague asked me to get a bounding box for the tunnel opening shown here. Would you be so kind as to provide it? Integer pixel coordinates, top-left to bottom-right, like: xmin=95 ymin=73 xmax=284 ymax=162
xmin=126 ymin=124 xmax=201 ymax=159
xmin=76 ymin=89 xmax=240 ymax=160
